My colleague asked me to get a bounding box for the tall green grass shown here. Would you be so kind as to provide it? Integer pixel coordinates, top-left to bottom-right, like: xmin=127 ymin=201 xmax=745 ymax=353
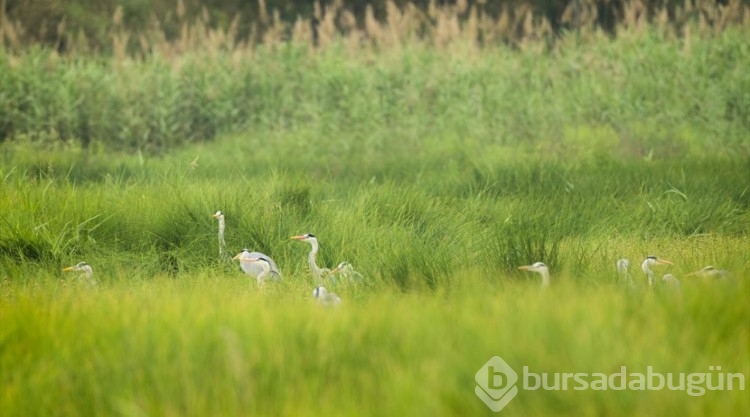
xmin=2 ymin=129 xmax=748 ymax=417
xmin=2 ymin=125 xmax=749 ymax=416
xmin=2 ymin=21 xmax=749 ymax=417
xmin=2 ymin=27 xmax=749 ymax=153
xmin=1 ymin=143 xmax=748 ymax=286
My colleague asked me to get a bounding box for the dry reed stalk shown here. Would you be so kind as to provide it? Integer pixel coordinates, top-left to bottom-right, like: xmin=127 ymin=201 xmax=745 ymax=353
xmin=3 ymin=0 xmax=748 ymax=60
xmin=316 ymin=0 xmax=339 ymax=49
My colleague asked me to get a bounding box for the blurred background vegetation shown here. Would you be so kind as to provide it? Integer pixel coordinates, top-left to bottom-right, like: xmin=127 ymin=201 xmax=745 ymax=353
xmin=1 ymin=0 xmax=748 ymax=155
xmin=3 ymin=0 xmax=748 ymax=53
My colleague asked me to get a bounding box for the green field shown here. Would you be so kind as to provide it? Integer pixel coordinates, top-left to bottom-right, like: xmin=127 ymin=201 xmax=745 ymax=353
xmin=2 ymin=13 xmax=750 ymax=417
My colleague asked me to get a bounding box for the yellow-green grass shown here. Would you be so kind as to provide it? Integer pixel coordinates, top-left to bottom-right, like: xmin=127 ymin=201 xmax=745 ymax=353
xmin=1 ymin=266 xmax=748 ymax=416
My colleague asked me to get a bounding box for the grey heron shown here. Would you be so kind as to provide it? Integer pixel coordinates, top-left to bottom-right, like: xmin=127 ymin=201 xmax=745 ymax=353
xmin=641 ymin=256 xmax=673 ymax=287
xmin=331 ymin=261 xmax=363 ymax=282
xmin=291 ymin=233 xmax=332 ymax=282
xmin=233 ymin=248 xmax=281 ymax=280
xmin=313 ymin=286 xmax=341 ymax=307
xmin=661 ymin=274 xmax=681 ymax=291
xmin=686 ymin=266 xmax=732 ymax=280
xmin=616 ymin=258 xmax=632 ymax=285
xmin=63 ymin=262 xmax=96 ymax=285
xmin=518 ymin=262 xmax=550 ymax=288
xmin=212 ymin=210 xmax=227 ymax=257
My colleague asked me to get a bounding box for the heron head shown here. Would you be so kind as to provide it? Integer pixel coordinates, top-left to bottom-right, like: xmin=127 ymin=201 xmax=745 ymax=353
xmin=644 ymin=256 xmax=672 ymax=266
xmin=291 ymin=233 xmax=316 ymax=243
xmin=518 ymin=262 xmax=547 ymax=273
xmin=212 ymin=210 xmax=224 ymax=219
xmin=232 ymin=249 xmax=250 ymax=260
xmin=63 ymin=261 xmax=90 ymax=272
xmin=331 ymin=261 xmax=351 ymax=274
xmin=63 ymin=262 xmax=93 ymax=278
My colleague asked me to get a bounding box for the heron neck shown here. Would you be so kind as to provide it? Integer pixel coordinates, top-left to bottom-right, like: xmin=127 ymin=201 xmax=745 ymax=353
xmin=540 ymin=270 xmax=550 ymax=287
xmin=308 ymin=240 xmax=321 ymax=278
xmin=217 ymin=218 xmax=226 ymax=253
xmin=309 ymin=252 xmax=320 ymax=278
xmin=645 ymin=268 xmax=654 ymax=287
xmin=641 ymin=260 xmax=652 ymax=275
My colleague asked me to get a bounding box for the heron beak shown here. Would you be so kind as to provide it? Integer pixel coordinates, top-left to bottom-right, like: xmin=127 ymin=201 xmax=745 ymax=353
xmin=290 ymin=235 xmax=304 ymax=240
xmin=331 ymin=267 xmax=342 ymax=274
xmin=232 ymin=253 xmax=242 ymax=260
xmin=212 ymin=214 xmax=220 ymax=219
xmin=657 ymin=259 xmax=673 ymax=265
xmin=518 ymin=265 xmax=530 ymax=271
xmin=63 ymin=266 xmax=75 ymax=271
xmin=686 ymin=270 xmax=700 ymax=277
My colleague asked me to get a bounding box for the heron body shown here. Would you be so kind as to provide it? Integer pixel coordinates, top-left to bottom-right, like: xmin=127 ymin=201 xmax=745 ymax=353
xmin=661 ymin=274 xmax=681 ymax=293
xmin=63 ymin=262 xmax=96 ymax=285
xmin=233 ymin=249 xmax=281 ymax=280
xmin=331 ymin=261 xmax=363 ymax=282
xmin=687 ymin=266 xmax=732 ymax=280
xmin=313 ymin=286 xmax=341 ymax=307
xmin=518 ymin=262 xmax=550 ymax=288
xmin=291 ymin=233 xmax=331 ymax=282
xmin=686 ymin=266 xmax=736 ymax=289
xmin=616 ymin=258 xmax=632 ymax=285
xmin=641 ymin=256 xmax=672 ymax=287
xmin=235 ymin=256 xmax=275 ymax=286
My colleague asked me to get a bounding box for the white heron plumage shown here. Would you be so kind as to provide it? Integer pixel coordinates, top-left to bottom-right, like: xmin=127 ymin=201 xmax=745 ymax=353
xmin=212 ymin=210 xmax=227 ymax=258
xmin=616 ymin=258 xmax=632 ymax=285
xmin=518 ymin=262 xmax=550 ymax=288
xmin=233 ymin=248 xmax=281 ymax=280
xmin=313 ymin=286 xmax=341 ymax=307
xmin=63 ymin=261 xmax=96 ymax=285
xmin=234 ymin=255 xmax=275 ymax=286
xmin=661 ymin=274 xmax=681 ymax=292
xmin=291 ymin=233 xmax=332 ymax=282
xmin=641 ymin=255 xmax=673 ymax=287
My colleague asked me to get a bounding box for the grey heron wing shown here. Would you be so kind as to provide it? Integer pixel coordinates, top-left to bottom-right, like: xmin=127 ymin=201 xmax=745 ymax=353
xmin=239 ymin=261 xmax=262 ymax=278
xmin=268 ymin=270 xmax=282 ymax=280
xmin=247 ymin=251 xmax=282 ymax=277
xmin=266 ymin=256 xmax=281 ymax=276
